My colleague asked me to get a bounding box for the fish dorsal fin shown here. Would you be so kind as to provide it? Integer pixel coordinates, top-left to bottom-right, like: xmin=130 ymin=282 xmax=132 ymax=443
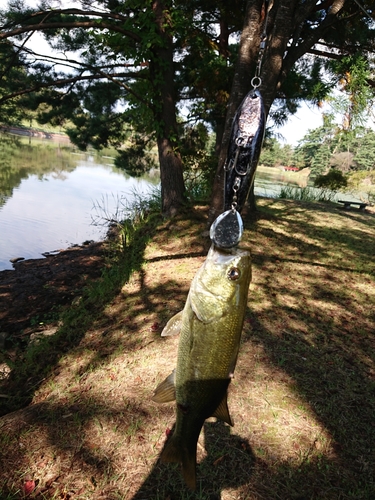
xmin=161 ymin=311 xmax=183 ymax=337
xmin=212 ymin=392 xmax=234 ymax=426
xmin=152 ymin=370 xmax=176 ymax=403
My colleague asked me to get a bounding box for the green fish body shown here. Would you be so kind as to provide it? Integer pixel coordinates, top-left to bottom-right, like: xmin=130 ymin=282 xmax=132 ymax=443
xmin=153 ymin=244 xmax=251 ymax=489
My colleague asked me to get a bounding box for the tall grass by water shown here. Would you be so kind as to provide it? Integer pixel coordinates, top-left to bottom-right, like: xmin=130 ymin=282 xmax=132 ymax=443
xmin=278 ymin=184 xmax=338 ymax=202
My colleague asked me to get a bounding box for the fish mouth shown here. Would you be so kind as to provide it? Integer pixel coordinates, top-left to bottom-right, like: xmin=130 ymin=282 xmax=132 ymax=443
xmin=207 ymin=247 xmax=243 ymax=276
xmin=197 ymin=247 xmax=244 ymax=296
xmin=208 ymin=244 xmax=248 ymax=262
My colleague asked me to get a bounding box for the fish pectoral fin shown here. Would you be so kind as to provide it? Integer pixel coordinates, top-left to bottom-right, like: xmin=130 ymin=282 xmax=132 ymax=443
xmin=212 ymin=392 xmax=234 ymax=426
xmin=152 ymin=370 xmax=176 ymax=403
xmin=161 ymin=311 xmax=183 ymax=336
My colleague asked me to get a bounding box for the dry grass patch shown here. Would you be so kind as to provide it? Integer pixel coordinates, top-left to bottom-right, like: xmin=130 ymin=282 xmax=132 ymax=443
xmin=1 ymin=199 xmax=374 ymax=499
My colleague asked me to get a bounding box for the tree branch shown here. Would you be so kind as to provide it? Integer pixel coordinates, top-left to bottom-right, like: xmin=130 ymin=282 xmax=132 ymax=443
xmin=0 ymin=70 xmax=145 ymax=105
xmin=281 ymin=0 xmax=347 ymax=82
xmin=21 ymin=8 xmax=129 ymax=24
xmin=307 ymin=47 xmax=344 ymax=59
xmin=16 ymin=43 xmax=149 ymax=72
xmin=0 ymin=20 xmax=141 ymax=43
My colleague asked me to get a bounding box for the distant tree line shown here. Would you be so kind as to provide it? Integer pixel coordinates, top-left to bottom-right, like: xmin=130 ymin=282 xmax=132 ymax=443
xmin=0 ymin=1 xmax=374 ymax=216
xmin=260 ymin=120 xmax=375 ymax=175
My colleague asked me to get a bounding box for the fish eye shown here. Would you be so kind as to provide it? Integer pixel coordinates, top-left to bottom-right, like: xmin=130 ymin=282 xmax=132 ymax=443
xmin=228 ymin=267 xmax=241 ymax=280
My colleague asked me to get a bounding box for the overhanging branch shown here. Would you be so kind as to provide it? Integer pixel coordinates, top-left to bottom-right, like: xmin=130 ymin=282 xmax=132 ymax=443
xmin=281 ymin=0 xmax=347 ymax=84
xmin=0 ymin=70 xmax=145 ymax=104
xmin=0 ymin=20 xmax=141 ymax=43
xmin=307 ymin=47 xmax=344 ymax=59
xmin=15 ymin=44 xmax=149 ymax=73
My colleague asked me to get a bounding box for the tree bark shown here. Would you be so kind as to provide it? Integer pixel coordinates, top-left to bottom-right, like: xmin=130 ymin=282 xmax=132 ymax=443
xmin=208 ymin=0 xmax=264 ymax=227
xmin=151 ymin=0 xmax=186 ymax=216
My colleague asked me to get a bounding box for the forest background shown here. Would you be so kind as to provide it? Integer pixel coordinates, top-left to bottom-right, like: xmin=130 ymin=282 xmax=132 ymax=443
xmin=1 ymin=0 xmax=375 ymax=217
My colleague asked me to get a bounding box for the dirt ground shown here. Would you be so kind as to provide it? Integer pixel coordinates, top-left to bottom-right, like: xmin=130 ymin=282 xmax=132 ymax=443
xmin=0 ymin=242 xmax=107 ymax=348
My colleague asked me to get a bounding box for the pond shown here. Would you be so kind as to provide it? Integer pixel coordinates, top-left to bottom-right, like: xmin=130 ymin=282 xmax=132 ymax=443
xmin=0 ymin=133 xmax=158 ymax=271
xmin=254 ymin=165 xmax=310 ymax=198
xmin=0 ymin=133 xmax=367 ymax=272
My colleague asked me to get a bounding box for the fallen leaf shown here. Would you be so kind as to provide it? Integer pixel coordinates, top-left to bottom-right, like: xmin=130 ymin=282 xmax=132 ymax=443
xmin=213 ymin=455 xmax=225 ymax=466
xmin=24 ymin=479 xmax=36 ymax=496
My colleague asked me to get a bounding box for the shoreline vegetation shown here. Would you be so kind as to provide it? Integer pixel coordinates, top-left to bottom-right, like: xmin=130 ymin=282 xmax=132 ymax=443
xmin=2 ymin=125 xmax=374 ymax=200
xmin=0 ymin=125 xmax=71 ymax=143
xmin=1 ymin=197 xmax=374 ymax=499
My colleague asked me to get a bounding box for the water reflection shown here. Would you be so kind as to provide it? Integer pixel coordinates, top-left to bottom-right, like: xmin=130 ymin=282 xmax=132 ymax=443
xmin=0 ymin=135 xmax=78 ymax=208
xmin=254 ymin=166 xmax=310 ymax=198
xmin=0 ymin=134 xmax=158 ymax=271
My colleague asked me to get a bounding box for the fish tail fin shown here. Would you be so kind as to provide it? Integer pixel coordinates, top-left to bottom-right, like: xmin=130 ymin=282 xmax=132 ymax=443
xmin=161 ymin=434 xmax=197 ymax=490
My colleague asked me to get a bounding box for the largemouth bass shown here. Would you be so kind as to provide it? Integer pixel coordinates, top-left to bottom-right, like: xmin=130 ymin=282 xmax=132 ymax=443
xmin=152 ymin=244 xmax=251 ymax=489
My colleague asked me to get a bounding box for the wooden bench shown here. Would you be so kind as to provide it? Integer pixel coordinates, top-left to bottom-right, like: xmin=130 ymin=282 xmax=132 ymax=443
xmin=337 ymin=200 xmax=367 ymax=210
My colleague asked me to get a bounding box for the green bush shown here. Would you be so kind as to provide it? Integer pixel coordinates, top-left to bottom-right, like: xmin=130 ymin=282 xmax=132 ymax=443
xmin=313 ymin=169 xmax=348 ymax=191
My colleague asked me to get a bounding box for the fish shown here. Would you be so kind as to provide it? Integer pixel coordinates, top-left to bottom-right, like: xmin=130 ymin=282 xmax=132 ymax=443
xmin=224 ymin=89 xmax=265 ymax=214
xmin=152 ymin=244 xmax=252 ymax=489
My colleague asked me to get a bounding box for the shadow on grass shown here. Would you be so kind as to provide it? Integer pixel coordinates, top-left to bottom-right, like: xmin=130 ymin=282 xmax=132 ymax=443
xmin=67 ymin=272 xmax=198 ymax=376
xmin=0 ymin=394 xmax=170 ymax=499
xmin=1 ymin=199 xmax=374 ymax=498
xmin=0 ymin=211 xmax=206 ymax=416
xmin=131 ymin=420 xmax=255 ymax=500
xmin=253 ymin=198 xmax=375 ymax=263
xmin=235 ymin=199 xmax=375 ymax=498
xmin=0 ymin=400 xmax=255 ymax=499
xmin=240 ymin=314 xmax=375 ymax=498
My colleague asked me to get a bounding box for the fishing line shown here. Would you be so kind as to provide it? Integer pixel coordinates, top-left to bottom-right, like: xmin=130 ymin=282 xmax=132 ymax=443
xmin=210 ymin=1 xmax=269 ymax=249
xmin=352 ymin=0 xmax=374 ymax=21
xmin=252 ymin=0 xmax=272 ymax=89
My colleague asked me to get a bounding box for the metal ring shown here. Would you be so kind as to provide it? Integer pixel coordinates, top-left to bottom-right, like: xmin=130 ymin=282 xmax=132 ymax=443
xmin=233 ymin=177 xmax=241 ymax=192
xmin=251 ymin=76 xmax=262 ymax=88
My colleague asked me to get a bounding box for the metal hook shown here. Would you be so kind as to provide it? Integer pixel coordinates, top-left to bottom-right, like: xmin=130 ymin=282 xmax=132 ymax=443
xmin=251 ymin=76 xmax=262 ymax=89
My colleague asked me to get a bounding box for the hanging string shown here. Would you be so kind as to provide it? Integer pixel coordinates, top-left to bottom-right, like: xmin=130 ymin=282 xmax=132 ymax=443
xmin=352 ymin=0 xmax=374 ymax=20
xmin=251 ymin=0 xmax=273 ymax=89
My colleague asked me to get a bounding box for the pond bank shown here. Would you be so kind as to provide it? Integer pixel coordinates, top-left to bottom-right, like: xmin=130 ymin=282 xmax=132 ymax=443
xmin=1 ymin=198 xmax=374 ymax=499
xmin=0 ymin=240 xmax=108 ymax=346
xmin=0 ymin=125 xmax=71 ymax=143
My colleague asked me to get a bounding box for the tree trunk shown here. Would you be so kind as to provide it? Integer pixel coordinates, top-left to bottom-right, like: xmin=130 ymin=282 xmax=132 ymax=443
xmin=157 ymin=135 xmax=185 ymax=216
xmin=208 ymin=0 xmax=264 ymax=228
xmin=260 ymin=0 xmax=300 ymax=114
xmin=208 ymin=0 xmax=310 ymax=228
xmin=151 ymin=0 xmax=186 ymax=216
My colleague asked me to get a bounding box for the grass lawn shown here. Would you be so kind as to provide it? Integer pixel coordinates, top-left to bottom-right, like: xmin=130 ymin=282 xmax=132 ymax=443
xmin=0 ymin=198 xmax=374 ymax=499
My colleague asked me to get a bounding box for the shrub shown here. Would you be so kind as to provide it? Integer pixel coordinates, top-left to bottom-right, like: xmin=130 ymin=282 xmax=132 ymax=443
xmin=313 ymin=169 xmax=348 ymax=191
